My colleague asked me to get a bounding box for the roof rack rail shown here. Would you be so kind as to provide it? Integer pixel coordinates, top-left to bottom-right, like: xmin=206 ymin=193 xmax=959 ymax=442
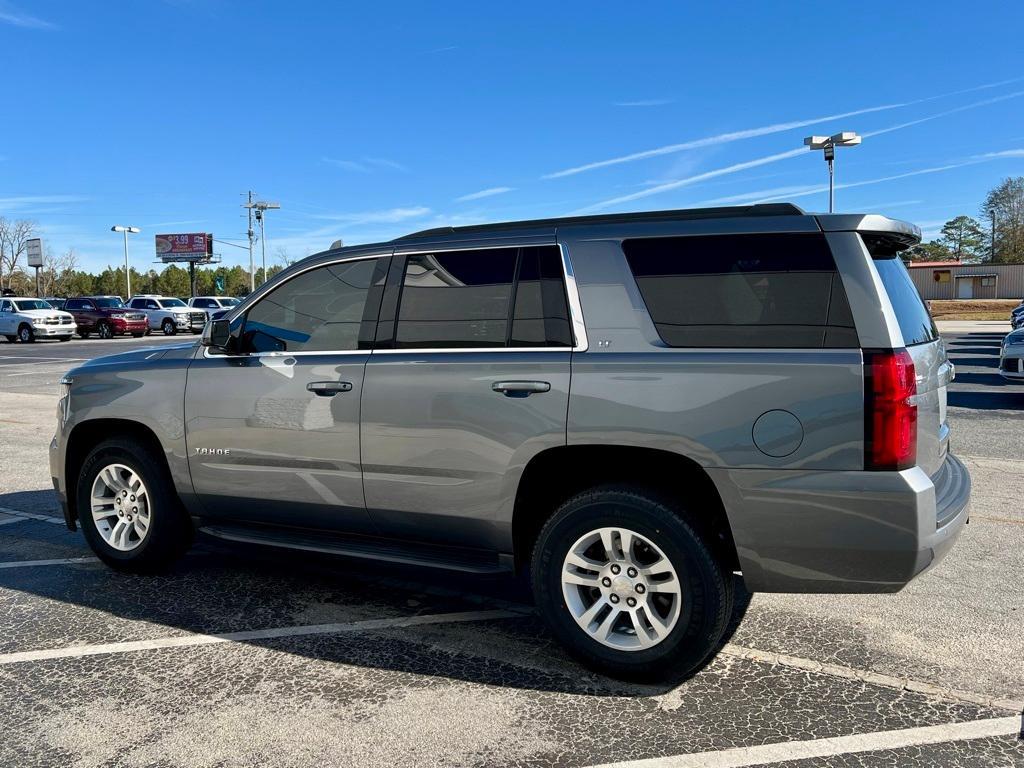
xmin=395 ymin=203 xmax=805 ymax=241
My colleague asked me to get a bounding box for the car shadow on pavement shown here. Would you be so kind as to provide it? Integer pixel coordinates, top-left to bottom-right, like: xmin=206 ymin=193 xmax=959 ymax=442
xmin=0 ymin=500 xmax=751 ymax=697
xmin=0 ymin=489 xmax=63 ymax=517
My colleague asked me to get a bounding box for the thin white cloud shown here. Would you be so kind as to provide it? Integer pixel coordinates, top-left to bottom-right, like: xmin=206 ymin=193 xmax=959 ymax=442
xmin=0 ymin=194 xmax=88 ymax=211
xmin=544 ymin=78 xmax=1024 ymax=180
xmin=575 ymin=148 xmax=806 ymax=212
xmin=311 ymin=206 xmax=432 ymax=225
xmin=0 ymin=1 xmax=54 ymax=28
xmin=863 ymin=90 xmax=1024 ymax=140
xmin=545 ymin=104 xmax=903 ymax=179
xmin=455 ymin=186 xmax=514 ymax=202
xmin=977 ymin=149 xmax=1024 ymax=158
xmin=321 ymin=156 xmax=408 ymax=173
xmin=613 ymin=99 xmax=673 ymax=107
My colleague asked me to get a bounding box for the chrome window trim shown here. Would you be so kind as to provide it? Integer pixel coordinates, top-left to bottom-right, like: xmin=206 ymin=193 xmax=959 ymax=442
xmin=203 ymin=242 xmax=588 ymax=358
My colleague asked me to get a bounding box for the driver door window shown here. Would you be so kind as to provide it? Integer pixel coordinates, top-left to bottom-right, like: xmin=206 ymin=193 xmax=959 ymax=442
xmin=240 ymin=258 xmax=384 ymax=353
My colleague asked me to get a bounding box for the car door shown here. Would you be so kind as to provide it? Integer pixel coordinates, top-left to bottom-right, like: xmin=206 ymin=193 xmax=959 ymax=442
xmin=360 ymin=241 xmax=579 ymax=551
xmin=0 ymin=300 xmax=13 ymax=334
xmin=184 ymin=253 xmax=390 ymax=533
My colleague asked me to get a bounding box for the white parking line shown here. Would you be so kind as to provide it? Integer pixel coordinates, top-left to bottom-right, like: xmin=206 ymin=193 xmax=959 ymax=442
xmin=587 ymin=716 xmax=1022 ymax=768
xmin=0 ymin=557 xmax=97 ymax=569
xmin=4 ymin=367 xmax=78 ymax=377
xmin=0 ymin=609 xmax=524 ymax=665
xmin=0 ymin=507 xmax=64 ymax=524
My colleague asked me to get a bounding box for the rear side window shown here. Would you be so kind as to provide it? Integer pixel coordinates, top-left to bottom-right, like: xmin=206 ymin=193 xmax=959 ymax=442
xmin=865 ymin=245 xmax=938 ymax=347
xmin=623 ymin=233 xmax=857 ymax=348
xmin=392 ymin=246 xmax=572 ymax=349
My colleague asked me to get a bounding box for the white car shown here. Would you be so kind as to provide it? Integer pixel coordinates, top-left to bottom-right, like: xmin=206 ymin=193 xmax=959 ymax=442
xmin=0 ymin=297 xmax=76 ymax=342
xmin=187 ymin=295 xmax=241 ymax=323
xmin=1000 ymin=329 xmax=1024 ymax=381
xmin=127 ymin=295 xmax=206 ymax=335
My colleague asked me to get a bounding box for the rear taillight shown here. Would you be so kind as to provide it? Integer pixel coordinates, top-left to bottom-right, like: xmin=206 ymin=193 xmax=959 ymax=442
xmin=864 ymin=348 xmax=917 ymax=471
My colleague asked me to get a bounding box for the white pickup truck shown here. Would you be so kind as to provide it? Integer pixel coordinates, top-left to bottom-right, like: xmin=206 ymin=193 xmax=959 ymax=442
xmin=0 ymin=297 xmax=76 ymax=342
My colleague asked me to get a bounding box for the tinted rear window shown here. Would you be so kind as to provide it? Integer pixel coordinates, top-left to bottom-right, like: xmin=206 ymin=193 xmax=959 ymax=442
xmin=863 ymin=236 xmax=938 ymax=346
xmin=623 ymin=233 xmax=858 ymax=348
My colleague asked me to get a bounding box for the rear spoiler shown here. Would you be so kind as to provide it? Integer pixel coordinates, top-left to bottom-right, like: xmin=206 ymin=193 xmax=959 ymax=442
xmin=816 ymin=214 xmax=921 ymax=251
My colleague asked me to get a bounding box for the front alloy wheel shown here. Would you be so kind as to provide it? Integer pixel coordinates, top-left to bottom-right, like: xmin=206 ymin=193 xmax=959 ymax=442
xmin=90 ymin=463 xmax=151 ymax=551
xmin=18 ymin=325 xmax=34 ymax=343
xmin=562 ymin=526 xmax=681 ymax=651
xmin=162 ymin=319 xmax=175 ymax=335
xmin=97 ymin=322 xmax=113 ymax=339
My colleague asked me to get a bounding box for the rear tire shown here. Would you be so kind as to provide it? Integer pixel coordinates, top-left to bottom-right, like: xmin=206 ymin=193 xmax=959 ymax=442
xmin=59 ymin=336 xmax=72 ymax=342
xmin=531 ymin=486 xmax=732 ymax=681
xmin=17 ymin=324 xmax=34 ymax=343
xmin=76 ymin=438 xmax=193 ymax=573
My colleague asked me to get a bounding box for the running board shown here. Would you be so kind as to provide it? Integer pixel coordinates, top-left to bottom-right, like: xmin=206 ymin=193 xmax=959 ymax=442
xmin=198 ymin=523 xmax=512 ymax=574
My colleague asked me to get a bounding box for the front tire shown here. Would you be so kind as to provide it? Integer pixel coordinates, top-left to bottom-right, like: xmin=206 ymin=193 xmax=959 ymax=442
xmin=161 ymin=319 xmax=176 ymax=336
xmin=76 ymin=438 xmax=192 ymax=573
xmin=97 ymin=321 xmax=114 ymax=339
xmin=17 ymin=324 xmax=34 ymax=343
xmin=531 ymin=486 xmax=732 ymax=681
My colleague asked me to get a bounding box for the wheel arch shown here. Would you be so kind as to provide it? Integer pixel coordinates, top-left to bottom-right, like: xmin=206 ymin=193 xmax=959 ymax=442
xmin=512 ymin=445 xmax=739 ymax=574
xmin=64 ymin=419 xmax=169 ymax=526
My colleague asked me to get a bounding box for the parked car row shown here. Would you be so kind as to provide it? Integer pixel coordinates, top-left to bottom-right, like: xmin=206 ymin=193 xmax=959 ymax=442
xmin=0 ymin=295 xmax=242 ymax=342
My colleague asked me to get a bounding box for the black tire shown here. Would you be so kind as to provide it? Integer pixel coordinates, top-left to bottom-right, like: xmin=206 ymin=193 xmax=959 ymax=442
xmin=161 ymin=319 xmax=176 ymax=336
xmin=131 ymin=332 xmax=144 ymax=338
xmin=76 ymin=438 xmax=193 ymax=573
xmin=97 ymin=321 xmax=113 ymax=339
xmin=531 ymin=486 xmax=732 ymax=681
xmin=17 ymin=324 xmax=34 ymax=343
xmin=59 ymin=336 xmax=72 ymax=342
xmin=78 ymin=329 xmax=90 ymax=338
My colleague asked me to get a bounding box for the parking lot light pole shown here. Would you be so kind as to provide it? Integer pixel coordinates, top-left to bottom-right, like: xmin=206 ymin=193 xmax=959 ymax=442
xmin=111 ymin=226 xmax=141 ymax=300
xmin=803 ymin=132 xmax=861 ymax=213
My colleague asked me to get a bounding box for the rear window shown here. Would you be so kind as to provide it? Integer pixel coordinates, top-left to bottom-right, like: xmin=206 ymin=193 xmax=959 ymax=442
xmin=622 ymin=233 xmax=858 ymax=348
xmin=863 ymin=235 xmax=938 ymax=346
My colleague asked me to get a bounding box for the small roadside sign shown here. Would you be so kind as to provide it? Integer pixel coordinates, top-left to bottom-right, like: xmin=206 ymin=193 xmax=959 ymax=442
xmin=26 ymin=238 xmax=44 ymax=268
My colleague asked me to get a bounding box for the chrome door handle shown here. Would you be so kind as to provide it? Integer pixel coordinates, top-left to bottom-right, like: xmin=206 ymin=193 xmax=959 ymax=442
xmin=491 ymin=380 xmax=551 ymax=397
xmin=307 ymin=381 xmax=353 ymax=396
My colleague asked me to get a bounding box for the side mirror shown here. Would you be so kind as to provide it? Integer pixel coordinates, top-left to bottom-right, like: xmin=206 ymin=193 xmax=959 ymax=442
xmin=202 ymin=318 xmax=231 ymax=350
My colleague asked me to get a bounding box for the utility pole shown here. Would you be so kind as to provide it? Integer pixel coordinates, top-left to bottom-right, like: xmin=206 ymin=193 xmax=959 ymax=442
xmin=242 ymin=199 xmax=281 ymax=287
xmin=245 ymin=190 xmax=256 ymax=292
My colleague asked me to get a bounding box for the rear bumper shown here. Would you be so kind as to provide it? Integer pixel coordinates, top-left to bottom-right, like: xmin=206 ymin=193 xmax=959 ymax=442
xmin=710 ymin=452 xmax=970 ymax=593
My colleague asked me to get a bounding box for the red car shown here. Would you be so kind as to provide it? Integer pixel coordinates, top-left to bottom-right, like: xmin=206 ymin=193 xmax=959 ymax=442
xmin=65 ymin=296 xmax=149 ymax=339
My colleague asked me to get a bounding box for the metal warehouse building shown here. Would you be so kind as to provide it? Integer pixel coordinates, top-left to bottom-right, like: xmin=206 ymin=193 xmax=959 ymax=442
xmin=906 ymin=261 xmax=1024 ymax=300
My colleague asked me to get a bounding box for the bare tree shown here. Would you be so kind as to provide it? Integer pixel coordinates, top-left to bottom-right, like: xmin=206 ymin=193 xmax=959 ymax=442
xmin=39 ymin=247 xmax=80 ymax=296
xmin=274 ymin=245 xmax=297 ymax=267
xmin=0 ymin=218 xmax=37 ymax=290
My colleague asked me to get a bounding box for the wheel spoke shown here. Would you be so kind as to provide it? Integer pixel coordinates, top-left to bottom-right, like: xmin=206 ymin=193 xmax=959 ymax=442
xmin=562 ymin=570 xmax=600 ymax=588
xmin=90 ymin=463 xmax=151 ymax=552
xmin=564 ymin=551 xmax=604 ymax=572
xmin=645 ymin=574 xmax=680 ymax=595
xmin=628 ymin=610 xmax=655 ymax=649
xmin=618 ymin=529 xmax=634 ymax=562
xmin=598 ymin=529 xmax=617 ymax=561
xmin=593 ymin=607 xmax=619 ymax=641
xmin=578 ymin=598 xmax=609 ymax=627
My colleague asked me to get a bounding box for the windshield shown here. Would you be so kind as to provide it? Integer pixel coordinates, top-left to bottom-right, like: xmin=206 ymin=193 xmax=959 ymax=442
xmin=161 ymin=298 xmax=188 ymax=308
xmin=220 ymin=297 xmax=240 ymax=306
xmin=12 ymin=300 xmax=53 ymax=311
xmin=94 ymin=297 xmax=125 ymax=308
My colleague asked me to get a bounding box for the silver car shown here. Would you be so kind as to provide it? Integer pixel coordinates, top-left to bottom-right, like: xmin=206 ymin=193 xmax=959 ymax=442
xmin=1000 ymin=329 xmax=1024 ymax=380
xmin=50 ymin=204 xmax=970 ymax=680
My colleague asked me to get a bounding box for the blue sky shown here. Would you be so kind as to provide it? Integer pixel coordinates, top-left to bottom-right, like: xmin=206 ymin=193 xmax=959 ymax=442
xmin=3 ymin=1 xmax=1024 ymax=273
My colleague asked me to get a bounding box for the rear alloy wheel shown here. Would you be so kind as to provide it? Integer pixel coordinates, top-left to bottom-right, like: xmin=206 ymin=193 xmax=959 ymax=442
xmin=77 ymin=438 xmax=192 ymax=572
xmin=532 ymin=486 xmax=732 ymax=681
xmin=18 ymin=324 xmax=34 ymax=343
xmin=161 ymin=319 xmax=176 ymax=336
xmin=97 ymin=322 xmax=114 ymax=339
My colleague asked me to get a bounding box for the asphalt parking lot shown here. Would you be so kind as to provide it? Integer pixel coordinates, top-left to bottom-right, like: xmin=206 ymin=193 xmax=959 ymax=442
xmin=0 ymin=328 xmax=1021 ymax=767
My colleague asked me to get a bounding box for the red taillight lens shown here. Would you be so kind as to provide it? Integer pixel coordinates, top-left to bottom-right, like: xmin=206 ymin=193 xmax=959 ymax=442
xmin=864 ymin=348 xmax=917 ymax=471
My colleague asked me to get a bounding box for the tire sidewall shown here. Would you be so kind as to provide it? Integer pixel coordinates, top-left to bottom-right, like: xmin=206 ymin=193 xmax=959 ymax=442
xmin=18 ymin=325 xmax=32 ymax=343
xmin=533 ymin=490 xmax=724 ymax=676
xmin=162 ymin=319 xmax=175 ymax=335
xmin=76 ymin=443 xmax=177 ymax=565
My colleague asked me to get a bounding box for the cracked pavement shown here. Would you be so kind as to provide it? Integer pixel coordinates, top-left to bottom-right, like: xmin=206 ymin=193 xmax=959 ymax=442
xmin=0 ymin=330 xmax=1021 ymax=767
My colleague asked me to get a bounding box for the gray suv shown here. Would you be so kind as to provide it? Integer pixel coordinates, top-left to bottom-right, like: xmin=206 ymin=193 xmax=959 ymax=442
xmin=50 ymin=204 xmax=970 ymax=679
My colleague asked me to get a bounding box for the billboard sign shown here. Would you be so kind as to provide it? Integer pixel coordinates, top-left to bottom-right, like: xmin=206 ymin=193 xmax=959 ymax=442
xmin=156 ymin=233 xmax=210 ymax=262
xmin=26 ymin=238 xmax=44 ymax=268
